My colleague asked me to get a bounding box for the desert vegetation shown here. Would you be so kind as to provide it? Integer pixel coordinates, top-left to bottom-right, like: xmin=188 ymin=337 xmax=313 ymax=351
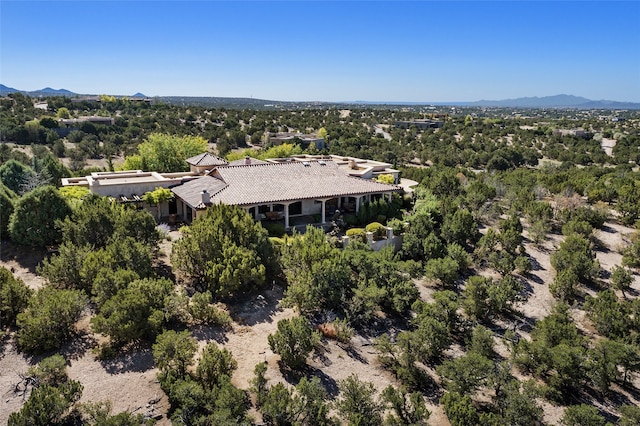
xmin=1 ymin=93 xmax=639 ymax=425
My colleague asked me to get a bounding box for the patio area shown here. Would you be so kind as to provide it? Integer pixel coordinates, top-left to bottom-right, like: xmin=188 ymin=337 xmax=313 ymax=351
xmin=260 ymin=214 xmax=341 ymax=234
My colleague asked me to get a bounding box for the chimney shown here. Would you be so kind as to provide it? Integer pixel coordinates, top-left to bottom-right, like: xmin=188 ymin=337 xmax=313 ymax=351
xmin=245 ymin=156 xmax=251 ymax=165
xmin=201 ymin=189 xmax=210 ymax=204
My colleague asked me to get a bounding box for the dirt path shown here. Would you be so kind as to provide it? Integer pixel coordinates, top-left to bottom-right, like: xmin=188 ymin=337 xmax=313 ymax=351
xmin=0 ymin=241 xmax=47 ymax=290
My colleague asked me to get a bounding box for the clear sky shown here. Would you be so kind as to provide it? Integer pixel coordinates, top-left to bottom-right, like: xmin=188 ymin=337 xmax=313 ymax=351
xmin=1 ymin=1 xmax=639 ymax=102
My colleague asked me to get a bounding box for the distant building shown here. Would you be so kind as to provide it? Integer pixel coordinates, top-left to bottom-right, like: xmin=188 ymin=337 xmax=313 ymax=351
xmin=55 ymin=116 xmax=115 ymax=137
xmin=186 ymin=152 xmax=228 ymax=174
xmin=71 ymin=96 xmax=101 ymax=103
xmin=59 ymin=116 xmax=115 ymax=127
xmin=263 ymin=132 xmax=325 ymax=150
xmin=395 ymin=119 xmax=444 ymax=130
xmin=552 ymin=128 xmax=590 ymax=138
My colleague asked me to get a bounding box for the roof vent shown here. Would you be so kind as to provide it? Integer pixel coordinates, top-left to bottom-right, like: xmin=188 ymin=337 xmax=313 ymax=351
xmin=302 ymin=161 xmax=310 ymax=167
xmin=318 ymin=160 xmax=326 ymax=166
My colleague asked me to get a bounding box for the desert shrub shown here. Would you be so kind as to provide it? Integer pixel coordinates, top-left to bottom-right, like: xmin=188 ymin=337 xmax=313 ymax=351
xmin=441 ymin=391 xmax=479 ymax=426
xmin=171 ymin=204 xmax=273 ymax=298
xmin=153 ymin=330 xmax=197 ymax=377
xmin=0 ymin=182 xmax=16 ymax=239
xmin=558 ymin=206 xmax=607 ymax=229
xmin=8 ymin=382 xmax=83 ymax=425
xmin=336 ymin=374 xmax=384 ymax=426
xmin=560 ymin=404 xmax=607 ymax=426
xmin=91 ymin=278 xmax=173 ymax=345
xmin=562 ymin=220 xmax=594 ymax=239
xmin=0 ymin=266 xmax=33 ymax=327
xmin=16 ymin=288 xmax=87 ymax=353
xmin=268 ymin=316 xmax=320 ymax=370
xmin=9 ymin=186 xmax=72 ymax=247
xmin=189 ymin=291 xmax=232 ymax=327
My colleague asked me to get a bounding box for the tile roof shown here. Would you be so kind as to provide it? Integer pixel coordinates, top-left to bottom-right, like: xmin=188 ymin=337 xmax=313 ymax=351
xmin=171 ymin=175 xmax=228 ymax=209
xmin=172 ymin=160 xmax=400 ymax=209
xmin=186 ymin=152 xmax=228 ymax=167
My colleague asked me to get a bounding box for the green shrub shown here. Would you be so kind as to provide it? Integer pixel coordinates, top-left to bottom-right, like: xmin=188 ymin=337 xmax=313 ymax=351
xmin=344 ymin=215 xmax=358 ymax=226
xmin=387 ymin=218 xmax=406 ymax=234
xmin=346 ymin=228 xmax=367 ymax=243
xmin=364 ymin=222 xmax=387 ymax=237
xmin=268 ymin=316 xmax=320 ymax=370
xmin=365 ymin=222 xmax=386 ymax=240
xmin=263 ymin=222 xmax=285 ymax=237
xmin=269 ymin=237 xmax=285 ymax=246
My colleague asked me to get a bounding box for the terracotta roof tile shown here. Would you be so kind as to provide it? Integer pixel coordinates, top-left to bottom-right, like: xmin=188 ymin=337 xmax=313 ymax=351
xmin=171 ymin=175 xmax=228 ymax=208
xmin=173 ymin=160 xmax=400 ymax=209
xmin=186 ymin=152 xmax=228 ymax=167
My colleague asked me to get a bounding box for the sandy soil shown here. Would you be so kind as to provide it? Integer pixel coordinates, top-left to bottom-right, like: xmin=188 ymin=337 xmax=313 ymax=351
xmin=1 ymin=214 xmax=638 ymax=424
xmin=601 ymin=138 xmax=616 ymax=157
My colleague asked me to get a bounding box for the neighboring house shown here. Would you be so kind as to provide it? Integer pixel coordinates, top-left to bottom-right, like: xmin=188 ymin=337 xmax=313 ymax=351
xmin=56 ymin=116 xmax=115 ymax=137
xmin=186 ymin=152 xmax=228 ymax=174
xmin=59 ymin=116 xmax=115 ymax=127
xmin=552 ymin=128 xmax=590 ymax=138
xmin=172 ymin=159 xmax=400 ymax=226
xmin=395 ymin=119 xmax=444 ymax=130
xmin=71 ymin=96 xmax=101 ymax=103
xmin=263 ymin=132 xmax=325 ymax=150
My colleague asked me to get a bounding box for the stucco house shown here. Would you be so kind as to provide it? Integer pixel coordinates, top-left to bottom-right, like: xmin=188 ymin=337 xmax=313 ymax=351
xmin=61 ymin=170 xmax=198 ymax=219
xmin=172 ymin=159 xmax=400 ymax=226
xmin=63 ymin=154 xmax=402 ymax=228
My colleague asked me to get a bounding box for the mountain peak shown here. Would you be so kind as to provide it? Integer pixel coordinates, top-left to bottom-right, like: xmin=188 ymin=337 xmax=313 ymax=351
xmin=468 ymin=94 xmax=638 ymax=109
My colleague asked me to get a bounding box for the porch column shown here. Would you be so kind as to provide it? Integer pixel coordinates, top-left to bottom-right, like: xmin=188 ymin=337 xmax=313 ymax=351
xmin=284 ymin=203 xmax=291 ymax=229
xmin=320 ymin=199 xmax=327 ymax=224
xmin=254 ymin=206 xmax=260 ymax=221
xmin=355 ymin=196 xmax=361 ymax=213
xmin=387 ymin=193 xmax=392 ymax=202
xmin=338 ymin=197 xmax=342 ymax=208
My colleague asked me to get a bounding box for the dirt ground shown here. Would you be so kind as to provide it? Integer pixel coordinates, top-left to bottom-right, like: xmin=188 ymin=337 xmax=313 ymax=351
xmin=1 ymin=216 xmax=639 ymax=425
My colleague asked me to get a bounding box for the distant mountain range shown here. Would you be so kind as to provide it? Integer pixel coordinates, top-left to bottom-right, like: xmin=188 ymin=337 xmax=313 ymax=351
xmin=465 ymin=94 xmax=640 ymax=109
xmin=1 ymin=84 xmax=639 ymax=109
xmin=0 ymin=84 xmax=147 ymax=99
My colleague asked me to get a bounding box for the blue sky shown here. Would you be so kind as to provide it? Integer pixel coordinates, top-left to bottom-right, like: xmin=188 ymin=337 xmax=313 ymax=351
xmin=1 ymin=1 xmax=639 ymax=102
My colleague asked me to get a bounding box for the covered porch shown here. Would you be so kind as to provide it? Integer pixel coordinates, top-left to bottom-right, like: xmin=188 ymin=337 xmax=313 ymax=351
xmin=242 ymin=192 xmax=395 ymax=229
